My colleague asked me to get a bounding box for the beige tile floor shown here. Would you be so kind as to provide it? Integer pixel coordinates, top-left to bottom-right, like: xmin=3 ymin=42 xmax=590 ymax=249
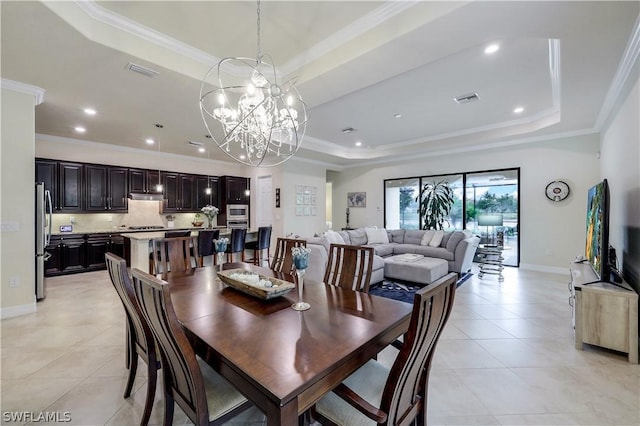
xmin=2 ymin=265 xmax=638 ymax=425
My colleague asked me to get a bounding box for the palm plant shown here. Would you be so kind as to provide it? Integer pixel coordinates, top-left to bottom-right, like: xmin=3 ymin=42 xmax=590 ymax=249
xmin=417 ymin=180 xmax=455 ymax=230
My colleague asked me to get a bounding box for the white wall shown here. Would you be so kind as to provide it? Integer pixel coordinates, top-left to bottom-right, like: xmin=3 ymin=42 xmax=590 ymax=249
xmin=1 ymin=85 xmax=42 ymax=317
xmin=328 ymin=134 xmax=601 ymax=272
xmin=280 ymin=160 xmax=327 ymax=237
xmin=600 ymin=73 xmax=640 ymax=291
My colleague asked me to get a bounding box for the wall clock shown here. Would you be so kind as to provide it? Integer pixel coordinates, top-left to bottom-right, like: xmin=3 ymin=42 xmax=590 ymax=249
xmin=545 ymin=180 xmax=570 ymax=202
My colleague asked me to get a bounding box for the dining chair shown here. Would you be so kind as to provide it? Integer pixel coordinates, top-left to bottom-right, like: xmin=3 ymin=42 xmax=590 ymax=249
xmin=105 ymin=253 xmax=159 ymax=426
xmin=224 ymin=228 xmax=247 ymax=263
xmin=152 ymin=235 xmax=198 ymax=279
xmin=244 ymin=226 xmax=272 ymax=266
xmin=312 ymin=272 xmax=458 ymax=426
xmin=196 ymin=229 xmax=220 ymax=267
xmin=270 ymin=237 xmax=307 ymax=274
xmin=149 ymin=230 xmax=192 ymax=273
xmin=323 ymin=244 xmax=374 ymax=292
xmin=131 ymin=268 xmax=254 ymax=426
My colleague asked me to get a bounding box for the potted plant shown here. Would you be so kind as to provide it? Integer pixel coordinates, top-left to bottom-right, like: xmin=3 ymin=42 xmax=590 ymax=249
xmin=417 ymin=179 xmax=455 ymax=230
xmin=192 ymin=213 xmax=204 ymax=227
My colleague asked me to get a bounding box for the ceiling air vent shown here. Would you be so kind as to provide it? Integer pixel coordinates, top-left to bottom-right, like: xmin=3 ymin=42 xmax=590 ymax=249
xmin=454 ymin=92 xmax=480 ymax=104
xmin=188 ymin=140 xmax=204 ymax=147
xmin=126 ymin=62 xmax=159 ymax=78
xmin=341 ymin=127 xmax=357 ymax=133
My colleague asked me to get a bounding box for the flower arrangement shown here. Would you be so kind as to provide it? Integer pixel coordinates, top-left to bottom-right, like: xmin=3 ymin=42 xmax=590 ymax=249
xmin=192 ymin=213 xmax=204 ymax=227
xmin=291 ymin=246 xmax=312 ymax=270
xmin=214 ymin=237 xmax=229 ymax=253
xmin=201 ymin=205 xmax=219 ymax=228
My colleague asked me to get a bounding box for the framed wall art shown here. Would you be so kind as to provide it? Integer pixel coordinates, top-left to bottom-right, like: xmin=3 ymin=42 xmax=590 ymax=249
xmin=347 ymin=192 xmax=366 ymax=208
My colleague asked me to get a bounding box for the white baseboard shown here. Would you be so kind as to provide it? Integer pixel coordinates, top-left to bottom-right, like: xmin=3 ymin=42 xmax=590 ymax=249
xmin=519 ymin=263 xmax=569 ymax=275
xmin=1 ymin=302 xmax=37 ymax=319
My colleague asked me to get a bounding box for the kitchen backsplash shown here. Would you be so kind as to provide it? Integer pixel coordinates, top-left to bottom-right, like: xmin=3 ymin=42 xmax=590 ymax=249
xmin=51 ymin=200 xmax=213 ymax=233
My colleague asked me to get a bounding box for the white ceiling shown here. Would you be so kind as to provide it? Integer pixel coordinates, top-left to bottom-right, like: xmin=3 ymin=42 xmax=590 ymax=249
xmin=1 ymin=1 xmax=638 ymax=169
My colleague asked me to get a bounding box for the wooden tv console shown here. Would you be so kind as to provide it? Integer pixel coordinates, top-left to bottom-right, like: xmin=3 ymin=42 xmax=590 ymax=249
xmin=569 ymin=262 xmax=638 ymax=363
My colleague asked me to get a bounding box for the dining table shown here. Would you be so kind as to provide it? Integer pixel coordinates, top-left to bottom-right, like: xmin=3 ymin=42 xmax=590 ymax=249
xmin=164 ymin=262 xmax=413 ymax=425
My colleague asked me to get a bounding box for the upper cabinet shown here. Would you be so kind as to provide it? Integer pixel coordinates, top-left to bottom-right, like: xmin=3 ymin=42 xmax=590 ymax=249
xmin=85 ymin=165 xmax=129 ymax=211
xmin=195 ymin=176 xmax=219 ymax=210
xmin=161 ymin=172 xmax=196 ymax=212
xmin=36 ymin=159 xmax=249 ymax=215
xmin=221 ymin=176 xmax=250 ymax=204
xmin=36 ymin=159 xmax=59 ymax=210
xmin=59 ymin=162 xmax=84 ymax=211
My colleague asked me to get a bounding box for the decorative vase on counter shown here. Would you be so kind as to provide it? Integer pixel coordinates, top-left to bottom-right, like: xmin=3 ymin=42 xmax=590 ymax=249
xmin=291 ymin=247 xmax=312 ymax=311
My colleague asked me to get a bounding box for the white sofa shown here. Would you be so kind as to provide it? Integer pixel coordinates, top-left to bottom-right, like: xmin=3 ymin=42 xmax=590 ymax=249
xmin=304 ymin=228 xmax=480 ymax=285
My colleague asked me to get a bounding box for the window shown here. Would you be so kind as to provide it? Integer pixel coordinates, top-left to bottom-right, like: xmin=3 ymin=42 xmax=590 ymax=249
xmin=384 ymin=178 xmax=419 ymax=229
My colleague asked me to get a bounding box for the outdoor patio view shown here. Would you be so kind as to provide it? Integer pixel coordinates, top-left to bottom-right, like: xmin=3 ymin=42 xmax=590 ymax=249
xmin=384 ymin=168 xmax=519 ymax=266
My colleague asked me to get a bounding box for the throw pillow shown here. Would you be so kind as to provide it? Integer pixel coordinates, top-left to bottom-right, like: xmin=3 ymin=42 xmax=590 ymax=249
xmin=420 ymin=230 xmax=436 ymax=246
xmin=365 ymin=228 xmax=389 ymax=244
xmin=347 ymin=228 xmax=368 ymax=245
xmin=324 ymin=230 xmax=345 ymax=245
xmin=429 ymin=230 xmax=444 ymax=247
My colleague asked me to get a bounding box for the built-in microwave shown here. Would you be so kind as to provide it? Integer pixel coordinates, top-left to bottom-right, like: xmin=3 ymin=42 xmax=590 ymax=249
xmin=227 ymin=204 xmax=248 ymax=221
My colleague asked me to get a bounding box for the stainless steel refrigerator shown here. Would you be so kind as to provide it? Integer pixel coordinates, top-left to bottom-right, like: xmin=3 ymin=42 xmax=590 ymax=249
xmin=35 ymin=182 xmax=52 ymax=300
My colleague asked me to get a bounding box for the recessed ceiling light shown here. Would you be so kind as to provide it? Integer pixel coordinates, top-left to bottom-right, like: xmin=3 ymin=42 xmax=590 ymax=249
xmin=198 ymin=147 xmax=206 ymax=153
xmin=146 ymin=138 xmax=155 ymax=145
xmin=513 ymin=106 xmax=524 ymax=114
xmin=355 ymin=141 xmax=362 ymax=147
xmin=83 ymin=108 xmax=97 ymax=115
xmin=484 ymin=44 xmax=500 ymax=54
xmin=394 ymin=113 xmax=402 ymax=119
xmin=74 ymin=126 xmax=86 ymax=133
xmin=239 ymin=154 xmax=246 ymax=160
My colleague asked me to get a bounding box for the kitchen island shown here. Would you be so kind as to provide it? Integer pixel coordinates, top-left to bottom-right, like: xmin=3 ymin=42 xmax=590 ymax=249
xmin=121 ymin=228 xmax=257 ymax=273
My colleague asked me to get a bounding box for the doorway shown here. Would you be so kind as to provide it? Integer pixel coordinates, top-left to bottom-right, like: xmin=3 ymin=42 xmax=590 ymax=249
xmin=256 ymin=175 xmax=273 ymax=227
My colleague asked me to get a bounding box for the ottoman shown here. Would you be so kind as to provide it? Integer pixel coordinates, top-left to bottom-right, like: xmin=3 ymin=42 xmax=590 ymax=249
xmin=384 ymin=254 xmax=448 ymax=285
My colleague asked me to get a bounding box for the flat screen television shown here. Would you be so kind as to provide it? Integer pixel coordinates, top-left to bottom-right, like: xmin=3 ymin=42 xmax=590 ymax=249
xmin=585 ymin=179 xmax=610 ymax=283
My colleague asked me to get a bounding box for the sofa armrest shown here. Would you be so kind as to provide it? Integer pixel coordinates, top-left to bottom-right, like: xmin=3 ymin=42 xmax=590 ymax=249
xmin=305 ymin=243 xmax=329 ymax=284
xmin=452 ymin=237 xmax=480 ymax=274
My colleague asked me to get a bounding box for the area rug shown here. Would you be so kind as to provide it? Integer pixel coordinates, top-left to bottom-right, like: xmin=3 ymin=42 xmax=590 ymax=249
xmin=370 ymin=272 xmax=472 ymax=304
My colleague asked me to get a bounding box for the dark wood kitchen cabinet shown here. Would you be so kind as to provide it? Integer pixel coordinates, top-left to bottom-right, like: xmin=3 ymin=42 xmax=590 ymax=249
xmin=162 ymin=172 xmax=196 ymax=212
xmin=221 ymin=176 xmax=250 ymax=204
xmin=195 ymin=176 xmax=219 ymax=210
xmin=59 ymin=162 xmax=84 ymax=211
xmin=86 ymin=233 xmax=125 ymax=270
xmin=129 ymin=168 xmax=162 ymax=194
xmin=45 ymin=235 xmax=86 ymax=276
xmin=35 ymin=159 xmax=59 ymax=210
xmin=85 ymin=165 xmax=129 ymax=211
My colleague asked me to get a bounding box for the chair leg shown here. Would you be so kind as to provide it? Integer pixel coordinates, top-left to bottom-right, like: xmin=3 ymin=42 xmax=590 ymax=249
xmin=140 ymin=355 xmax=158 ymax=426
xmin=124 ymin=352 xmax=138 ymax=398
xmin=163 ymin=389 xmax=174 ymax=426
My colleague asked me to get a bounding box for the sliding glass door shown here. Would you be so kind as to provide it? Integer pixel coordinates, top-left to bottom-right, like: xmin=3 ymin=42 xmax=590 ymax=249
xmin=384 ymin=168 xmax=520 ymax=266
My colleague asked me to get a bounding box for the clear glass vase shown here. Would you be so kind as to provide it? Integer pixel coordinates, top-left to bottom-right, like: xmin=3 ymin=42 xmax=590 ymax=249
xmin=291 ymin=268 xmax=311 ymax=311
xmin=216 ymin=252 xmax=225 ymax=271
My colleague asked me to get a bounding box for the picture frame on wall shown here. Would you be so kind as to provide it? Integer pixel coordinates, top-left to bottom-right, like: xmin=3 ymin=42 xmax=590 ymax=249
xmin=347 ymin=192 xmax=366 ymax=207
xmin=296 ymin=206 xmax=303 ymax=216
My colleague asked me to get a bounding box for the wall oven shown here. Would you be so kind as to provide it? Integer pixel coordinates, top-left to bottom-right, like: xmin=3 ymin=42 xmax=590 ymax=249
xmin=227 ymin=204 xmax=249 ymax=229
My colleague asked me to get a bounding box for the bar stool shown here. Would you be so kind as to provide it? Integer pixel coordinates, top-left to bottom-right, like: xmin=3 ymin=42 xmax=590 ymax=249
xmin=244 ymin=226 xmax=272 ymax=266
xmin=196 ymin=229 xmax=220 ymax=267
xmin=149 ymin=230 xmax=191 ymax=273
xmin=225 ymin=228 xmax=247 ymax=263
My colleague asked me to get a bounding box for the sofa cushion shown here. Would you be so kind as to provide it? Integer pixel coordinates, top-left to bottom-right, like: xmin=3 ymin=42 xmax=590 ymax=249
xmin=338 ymin=231 xmax=350 ymax=245
xmin=365 ymin=228 xmax=389 ymax=244
xmin=445 ymin=231 xmax=467 ymax=252
xmin=388 ymin=229 xmax=406 ymax=244
xmin=393 ymin=244 xmax=419 ymax=255
xmin=414 ymin=245 xmax=454 ymax=261
xmin=420 ymin=230 xmax=436 ymax=246
xmin=429 ymin=230 xmax=444 ymax=247
xmin=365 ymin=243 xmax=395 ymax=257
xmin=372 ymin=254 xmax=385 ymax=272
xmin=403 ymin=230 xmax=426 ymax=245
xmin=441 ymin=231 xmax=452 ymax=247
xmin=324 ymin=230 xmax=345 ymax=245
xmin=306 ymin=236 xmax=330 ymax=252
xmin=347 ymin=228 xmax=368 ymax=246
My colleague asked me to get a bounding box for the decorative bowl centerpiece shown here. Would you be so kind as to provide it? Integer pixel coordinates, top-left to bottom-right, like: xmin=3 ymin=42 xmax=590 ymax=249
xmin=218 ymin=268 xmax=294 ymax=300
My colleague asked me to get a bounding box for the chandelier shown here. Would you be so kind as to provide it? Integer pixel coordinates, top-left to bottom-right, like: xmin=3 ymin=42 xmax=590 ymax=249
xmin=199 ymin=0 xmax=308 ymax=167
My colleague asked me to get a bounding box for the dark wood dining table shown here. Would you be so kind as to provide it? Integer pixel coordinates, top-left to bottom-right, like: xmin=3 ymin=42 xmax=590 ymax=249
xmin=165 ymin=262 xmax=413 ymax=425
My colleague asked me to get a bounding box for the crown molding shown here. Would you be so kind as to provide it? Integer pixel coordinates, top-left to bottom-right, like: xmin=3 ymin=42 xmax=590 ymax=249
xmin=595 ymin=14 xmax=640 ymax=129
xmin=1 ymin=79 xmax=45 ymax=105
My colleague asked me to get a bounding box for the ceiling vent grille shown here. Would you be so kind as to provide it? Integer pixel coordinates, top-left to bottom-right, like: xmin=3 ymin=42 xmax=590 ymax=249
xmin=454 ymin=92 xmax=480 ymax=104
xmin=187 ymin=140 xmax=204 ymax=147
xmin=126 ymin=62 xmax=159 ymax=78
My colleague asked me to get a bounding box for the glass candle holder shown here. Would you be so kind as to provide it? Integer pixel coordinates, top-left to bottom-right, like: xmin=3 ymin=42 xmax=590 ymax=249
xmin=291 ymin=249 xmax=311 ymax=311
